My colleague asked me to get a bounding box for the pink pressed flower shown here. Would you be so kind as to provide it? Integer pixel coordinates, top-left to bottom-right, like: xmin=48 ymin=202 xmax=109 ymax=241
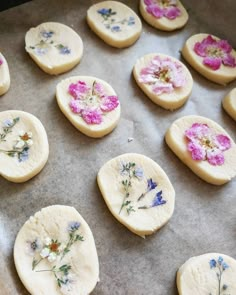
xmin=82 ymin=109 xmax=103 ymax=125
xmin=194 ymin=35 xmax=236 ymax=71
xmin=139 ymin=55 xmax=186 ymax=95
xmin=100 ymin=95 xmax=119 ymax=111
xmin=68 ymin=80 xmax=119 ymax=125
xmin=144 ymin=0 xmax=181 ymax=20
xmin=0 ymin=58 xmax=3 ymax=66
xmin=185 ymin=123 xmax=231 ymax=166
xmin=69 ymin=100 xmax=82 ymax=114
xmin=68 ymin=81 xmax=90 ymax=99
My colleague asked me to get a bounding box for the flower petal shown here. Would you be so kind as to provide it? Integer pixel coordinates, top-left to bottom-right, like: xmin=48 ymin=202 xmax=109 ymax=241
xmin=207 ymin=149 xmax=225 ymax=166
xmin=218 ymin=40 xmax=232 ymax=53
xmin=187 ymin=141 xmax=206 ymax=161
xmin=215 ymin=134 xmax=231 ymax=151
xmin=81 ymin=109 xmax=103 ymax=125
xmin=164 ymin=6 xmax=181 ymax=20
xmin=69 ymin=100 xmax=83 ymax=114
xmin=203 ymin=57 xmax=222 ymax=70
xmin=222 ymin=54 xmax=236 ymax=67
xmin=146 ymin=4 xmax=164 ymax=18
xmin=100 ymin=95 xmax=119 ymax=112
xmin=68 ymin=81 xmax=90 ymax=99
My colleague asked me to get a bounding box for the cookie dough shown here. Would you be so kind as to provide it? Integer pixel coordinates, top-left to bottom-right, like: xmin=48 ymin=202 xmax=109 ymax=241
xmin=139 ymin=0 xmax=188 ymax=31
xmin=177 ymin=253 xmax=236 ymax=295
xmin=222 ymin=88 xmax=236 ymax=121
xmin=25 ymin=22 xmax=83 ymax=75
xmin=0 ymin=52 xmax=10 ymax=96
xmin=0 ymin=110 xmax=49 ymax=183
xmin=97 ymin=153 xmax=175 ymax=237
xmin=14 ymin=205 xmax=99 ymax=295
xmin=182 ymin=34 xmax=236 ymax=85
xmin=133 ymin=53 xmax=193 ymax=110
xmin=87 ymin=1 xmax=142 ymax=48
xmin=165 ymin=115 xmax=236 ymax=185
xmin=56 ymin=76 xmax=120 ymax=138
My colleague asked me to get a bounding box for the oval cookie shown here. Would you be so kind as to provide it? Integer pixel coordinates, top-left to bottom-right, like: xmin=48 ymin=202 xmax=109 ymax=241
xmin=133 ymin=53 xmax=193 ymax=110
xmin=87 ymin=1 xmax=142 ymax=48
xmin=222 ymin=88 xmax=236 ymax=121
xmin=0 ymin=52 xmax=10 ymax=96
xmin=97 ymin=153 xmax=175 ymax=237
xmin=165 ymin=115 xmax=236 ymax=185
xmin=25 ymin=22 xmax=83 ymax=75
xmin=0 ymin=110 xmax=49 ymax=183
xmin=56 ymin=76 xmax=120 ymax=138
xmin=177 ymin=253 xmax=236 ymax=295
xmin=182 ymin=34 xmax=236 ymax=85
xmin=14 ymin=205 xmax=99 ymax=295
xmin=140 ymin=0 xmax=188 ymax=31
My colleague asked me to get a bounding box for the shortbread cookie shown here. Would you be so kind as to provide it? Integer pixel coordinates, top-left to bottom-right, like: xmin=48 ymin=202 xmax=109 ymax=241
xmin=222 ymin=88 xmax=236 ymax=121
xmin=14 ymin=205 xmax=99 ymax=295
xmin=182 ymin=34 xmax=236 ymax=85
xmin=133 ymin=53 xmax=193 ymax=110
xmin=140 ymin=0 xmax=188 ymax=31
xmin=97 ymin=153 xmax=175 ymax=237
xmin=177 ymin=253 xmax=236 ymax=295
xmin=87 ymin=1 xmax=142 ymax=48
xmin=0 ymin=110 xmax=49 ymax=183
xmin=56 ymin=76 xmax=120 ymax=138
xmin=25 ymin=22 xmax=83 ymax=75
xmin=0 ymin=52 xmax=10 ymax=96
xmin=165 ymin=115 xmax=236 ymax=185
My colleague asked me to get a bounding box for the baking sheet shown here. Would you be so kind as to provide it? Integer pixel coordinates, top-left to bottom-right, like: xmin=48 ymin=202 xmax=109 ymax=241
xmin=0 ymin=0 xmax=236 ymax=294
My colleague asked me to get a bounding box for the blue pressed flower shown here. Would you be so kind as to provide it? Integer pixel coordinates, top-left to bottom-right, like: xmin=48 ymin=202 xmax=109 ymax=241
xmin=128 ymin=16 xmax=135 ymax=25
xmin=147 ymin=178 xmax=157 ymax=191
xmin=111 ymin=26 xmax=121 ymax=32
xmin=222 ymin=262 xmax=229 ymax=270
xmin=68 ymin=221 xmax=81 ymax=232
xmin=97 ymin=8 xmax=110 ymax=15
xmin=3 ymin=119 xmax=13 ymax=127
xmin=19 ymin=147 xmax=29 ymax=162
xmin=218 ymin=256 xmax=223 ymax=265
xmin=41 ymin=30 xmax=54 ymax=39
xmin=134 ymin=167 xmax=143 ymax=179
xmin=35 ymin=47 xmax=47 ymax=56
xmin=152 ymin=191 xmax=166 ymax=207
xmin=59 ymin=46 xmax=71 ymax=55
xmin=209 ymin=259 xmax=217 ymax=268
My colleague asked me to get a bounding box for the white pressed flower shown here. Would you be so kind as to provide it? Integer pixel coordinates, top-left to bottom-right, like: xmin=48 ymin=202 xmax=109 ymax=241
xmin=48 ymin=252 xmax=57 ymax=262
xmin=15 ymin=140 xmax=25 ymax=149
xmin=40 ymin=247 xmax=50 ymax=258
xmin=44 ymin=237 xmax=51 ymax=245
xmin=27 ymin=139 xmax=33 ymax=146
xmin=27 ymin=132 xmax=33 ymax=138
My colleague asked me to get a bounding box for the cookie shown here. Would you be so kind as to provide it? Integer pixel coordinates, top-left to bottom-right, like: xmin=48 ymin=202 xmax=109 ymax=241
xmin=87 ymin=1 xmax=142 ymax=48
xmin=25 ymin=22 xmax=83 ymax=75
xmin=182 ymin=34 xmax=236 ymax=85
xmin=0 ymin=52 xmax=10 ymax=96
xmin=177 ymin=253 xmax=236 ymax=295
xmin=133 ymin=53 xmax=193 ymax=110
xmin=56 ymin=76 xmax=120 ymax=138
xmin=165 ymin=115 xmax=236 ymax=185
xmin=139 ymin=0 xmax=188 ymax=31
xmin=14 ymin=205 xmax=99 ymax=295
xmin=222 ymin=88 xmax=236 ymax=121
xmin=97 ymin=153 xmax=175 ymax=237
xmin=0 ymin=110 xmax=49 ymax=183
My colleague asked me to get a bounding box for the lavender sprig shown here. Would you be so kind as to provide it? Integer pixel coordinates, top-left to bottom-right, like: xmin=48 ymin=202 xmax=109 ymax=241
xmin=209 ymin=256 xmax=229 ymax=295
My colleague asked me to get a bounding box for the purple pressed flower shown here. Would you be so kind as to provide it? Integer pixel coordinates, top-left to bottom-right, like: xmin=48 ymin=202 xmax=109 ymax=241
xmin=0 ymin=58 xmax=3 ymax=66
xmin=97 ymin=8 xmax=110 ymax=16
xmin=185 ymin=123 xmax=231 ymax=166
xmin=19 ymin=147 xmax=29 ymax=162
xmin=194 ymin=35 xmax=236 ymax=70
xmin=59 ymin=46 xmax=71 ymax=55
xmin=111 ymin=26 xmax=121 ymax=32
xmin=152 ymin=191 xmax=166 ymax=207
xmin=147 ymin=178 xmax=157 ymax=191
xmin=3 ymin=119 xmax=13 ymax=127
xmin=139 ymin=55 xmax=186 ymax=95
xmin=209 ymin=259 xmax=217 ymax=268
xmin=41 ymin=30 xmax=54 ymax=39
xmin=144 ymin=0 xmax=181 ymax=20
xmin=68 ymin=80 xmax=119 ymax=125
xmin=134 ymin=167 xmax=144 ymax=179
xmin=68 ymin=221 xmax=81 ymax=232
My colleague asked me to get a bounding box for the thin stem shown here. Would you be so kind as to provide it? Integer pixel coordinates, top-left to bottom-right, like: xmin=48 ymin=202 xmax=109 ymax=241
xmin=36 ymin=268 xmax=54 ymax=273
xmin=218 ymin=268 xmax=222 ymax=295
xmin=32 ymin=257 xmax=43 ymax=270
xmin=137 ymin=192 xmax=146 ymax=202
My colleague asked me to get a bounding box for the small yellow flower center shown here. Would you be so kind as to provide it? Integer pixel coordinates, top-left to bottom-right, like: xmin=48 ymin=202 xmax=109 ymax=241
xmin=200 ymin=137 xmax=215 ymax=149
xmin=207 ymin=46 xmax=223 ymax=58
xmin=154 ymin=67 xmax=170 ymax=82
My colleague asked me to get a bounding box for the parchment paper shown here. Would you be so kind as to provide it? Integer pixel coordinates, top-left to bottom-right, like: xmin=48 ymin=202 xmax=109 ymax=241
xmin=0 ymin=1 xmax=235 ymax=294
